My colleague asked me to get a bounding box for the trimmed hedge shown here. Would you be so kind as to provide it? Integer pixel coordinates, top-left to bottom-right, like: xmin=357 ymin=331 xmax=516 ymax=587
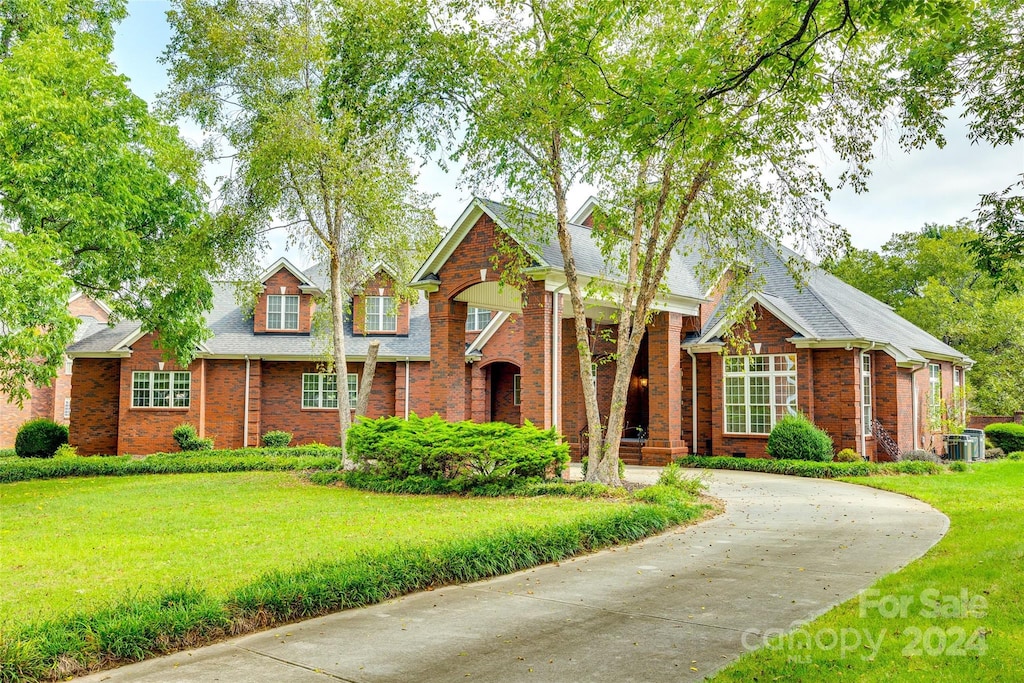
xmin=766 ymin=414 xmax=833 ymax=461
xmin=348 ymin=414 xmax=569 ymax=481
xmin=0 ymin=448 xmax=343 ymax=484
xmin=0 ymin=494 xmax=702 ymax=682
xmin=984 ymin=423 xmax=1024 ymax=453
xmin=14 ymin=419 xmax=69 ymax=459
xmin=678 ymin=456 xmax=945 ymax=478
xmin=310 ymin=470 xmax=628 ymax=499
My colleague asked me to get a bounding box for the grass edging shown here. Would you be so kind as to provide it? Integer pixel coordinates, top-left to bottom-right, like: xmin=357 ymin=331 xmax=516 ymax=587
xmin=0 ymin=494 xmax=704 ymax=682
xmin=678 ymin=455 xmax=945 ymax=478
xmin=0 ymin=449 xmax=343 ymax=484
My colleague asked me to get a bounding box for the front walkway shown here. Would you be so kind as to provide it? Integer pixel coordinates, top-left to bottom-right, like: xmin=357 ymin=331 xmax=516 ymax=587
xmin=76 ymin=468 xmax=948 ymax=682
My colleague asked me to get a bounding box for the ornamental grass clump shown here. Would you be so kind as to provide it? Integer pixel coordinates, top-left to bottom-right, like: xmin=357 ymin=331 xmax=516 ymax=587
xmin=765 ymin=413 xmax=834 ymax=462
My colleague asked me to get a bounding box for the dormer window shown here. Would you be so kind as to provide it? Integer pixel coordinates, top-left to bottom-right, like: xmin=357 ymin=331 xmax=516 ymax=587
xmin=365 ymin=296 xmax=397 ymax=332
xmin=268 ymin=295 xmax=299 ymax=330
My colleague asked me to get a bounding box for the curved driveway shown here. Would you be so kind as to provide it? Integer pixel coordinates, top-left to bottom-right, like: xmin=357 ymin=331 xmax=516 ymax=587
xmin=77 ymin=468 xmax=948 ymax=682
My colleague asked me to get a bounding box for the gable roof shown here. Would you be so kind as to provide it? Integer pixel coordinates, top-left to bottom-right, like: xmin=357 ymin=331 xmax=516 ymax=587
xmin=692 ymin=241 xmax=973 ymax=367
xmin=259 ymin=257 xmax=324 ymax=295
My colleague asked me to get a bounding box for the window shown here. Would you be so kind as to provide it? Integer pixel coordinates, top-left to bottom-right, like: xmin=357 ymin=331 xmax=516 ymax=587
xmin=466 ymin=307 xmax=492 ymax=331
xmin=513 ymin=374 xmax=522 ymax=406
xmin=365 ymin=296 xmax=397 ymax=332
xmin=63 ymin=397 xmax=71 ymax=419
xmin=929 ymin=363 xmax=942 ymax=421
xmin=267 ymin=294 xmax=299 ymax=330
xmin=723 ymin=354 xmax=797 ymax=434
xmin=64 ymin=357 xmax=73 ymax=375
xmin=132 ymin=371 xmax=191 ymax=408
xmin=861 ymin=353 xmax=872 ymax=436
xmin=302 ymin=373 xmax=357 ymax=409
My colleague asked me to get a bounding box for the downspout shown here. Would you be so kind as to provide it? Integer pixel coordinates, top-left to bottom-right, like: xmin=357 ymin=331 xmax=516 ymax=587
xmin=404 ymin=357 xmax=410 ymax=420
xmin=243 ymin=356 xmax=251 ymax=448
xmin=686 ymin=347 xmax=698 ymax=455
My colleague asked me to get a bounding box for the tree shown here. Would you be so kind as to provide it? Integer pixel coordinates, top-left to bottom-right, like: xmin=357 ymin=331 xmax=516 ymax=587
xmin=417 ymin=0 xmax=941 ymax=485
xmin=827 ymin=224 xmax=1024 ymax=415
xmin=0 ymin=0 xmax=232 ymax=403
xmin=162 ymin=0 xmax=438 ymax=461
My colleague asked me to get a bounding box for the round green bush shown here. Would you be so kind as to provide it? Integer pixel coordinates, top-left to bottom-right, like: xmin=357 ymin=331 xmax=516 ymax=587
xmin=834 ymin=448 xmax=862 ymax=462
xmin=766 ymin=414 xmax=833 ymax=461
xmin=262 ymin=430 xmax=293 ymax=448
xmin=15 ymin=419 xmax=69 ymax=458
xmin=984 ymin=423 xmax=1024 ymax=453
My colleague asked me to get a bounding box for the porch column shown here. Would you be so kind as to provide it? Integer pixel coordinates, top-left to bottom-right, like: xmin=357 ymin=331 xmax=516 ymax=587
xmin=520 ymin=280 xmax=553 ymax=428
xmin=642 ymin=311 xmax=688 ymax=464
xmin=429 ymin=296 xmax=468 ymax=421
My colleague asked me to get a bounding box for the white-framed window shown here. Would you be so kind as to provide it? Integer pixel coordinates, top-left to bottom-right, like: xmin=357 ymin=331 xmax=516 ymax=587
xmin=861 ymin=353 xmax=872 ymax=436
xmin=929 ymin=363 xmax=942 ymax=421
xmin=513 ymin=374 xmax=522 ymax=405
xmin=302 ymin=373 xmax=357 ymax=409
xmin=723 ymin=354 xmax=797 ymax=434
xmin=365 ymin=296 xmax=397 ymax=332
xmin=64 ymin=357 xmax=73 ymax=375
xmin=466 ymin=307 xmax=492 ymax=331
xmin=132 ymin=371 xmax=191 ymax=408
xmin=63 ymin=397 xmax=71 ymax=419
xmin=267 ymin=294 xmax=299 ymax=330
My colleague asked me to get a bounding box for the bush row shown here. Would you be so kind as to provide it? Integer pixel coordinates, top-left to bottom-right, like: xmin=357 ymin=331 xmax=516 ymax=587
xmin=0 ymin=496 xmax=702 ymax=682
xmin=310 ymin=470 xmax=626 ymax=499
xmin=677 ymin=456 xmax=945 ymax=478
xmin=984 ymin=422 xmax=1024 ymax=453
xmin=0 ymin=449 xmax=343 ymax=484
xmin=348 ymin=414 xmax=569 ymax=481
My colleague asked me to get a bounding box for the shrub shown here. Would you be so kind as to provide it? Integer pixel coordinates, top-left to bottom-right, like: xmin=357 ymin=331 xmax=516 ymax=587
xmin=1008 ymin=451 xmax=1024 ymax=461
xmin=656 ymin=461 xmax=707 ymax=497
xmin=172 ymin=424 xmax=214 ymax=452
xmin=902 ymin=449 xmax=943 ymax=464
xmin=834 ymin=448 xmax=862 ymax=462
xmin=766 ymin=414 xmax=833 ymax=461
xmin=985 ymin=447 xmax=1005 ymax=460
xmin=676 ymin=455 xmax=944 ymax=478
xmin=262 ymin=430 xmax=293 ymax=448
xmin=54 ymin=444 xmax=79 ymax=459
xmin=0 ymin=448 xmax=16 ymax=458
xmin=14 ymin=419 xmax=69 ymax=458
xmin=984 ymin=423 xmax=1024 ymax=453
xmin=949 ymin=461 xmax=968 ymax=472
xmin=580 ymin=455 xmax=626 ymax=481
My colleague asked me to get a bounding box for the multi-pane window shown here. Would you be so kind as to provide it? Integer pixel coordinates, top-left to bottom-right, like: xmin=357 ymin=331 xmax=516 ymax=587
xmin=63 ymin=397 xmax=71 ymax=419
xmin=929 ymin=364 xmax=942 ymax=421
xmin=302 ymin=373 xmax=358 ymax=409
xmin=513 ymin=374 xmax=522 ymax=406
xmin=861 ymin=353 xmax=872 ymax=436
xmin=466 ymin=307 xmax=492 ymax=331
xmin=267 ymin=295 xmax=299 ymax=330
xmin=132 ymin=371 xmax=191 ymax=408
xmin=365 ymin=296 xmax=397 ymax=332
xmin=723 ymin=354 xmax=797 ymax=434
xmin=65 ymin=357 xmax=73 ymax=375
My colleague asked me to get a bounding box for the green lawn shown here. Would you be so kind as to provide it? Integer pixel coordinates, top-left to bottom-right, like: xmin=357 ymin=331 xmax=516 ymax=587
xmin=0 ymin=471 xmax=622 ymax=627
xmin=713 ymin=460 xmax=1024 ymax=682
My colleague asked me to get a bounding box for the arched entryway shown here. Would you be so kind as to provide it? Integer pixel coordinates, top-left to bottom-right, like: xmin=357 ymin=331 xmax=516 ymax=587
xmin=485 ymin=361 xmax=522 ymax=425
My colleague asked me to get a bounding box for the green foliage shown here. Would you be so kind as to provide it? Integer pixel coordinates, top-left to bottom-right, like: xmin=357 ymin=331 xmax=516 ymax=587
xmin=0 ymin=449 xmax=15 ymax=458
xmin=834 ymin=448 xmax=863 ymax=462
xmin=347 ymin=414 xmax=569 ymax=483
xmin=902 ymin=449 xmax=944 ymax=464
xmin=172 ymin=423 xmax=214 ymax=452
xmin=678 ymin=456 xmax=944 ymax=478
xmin=766 ymin=414 xmax=834 ymax=462
xmin=656 ymin=462 xmax=707 ymax=497
xmin=262 ymin=430 xmax=293 ymax=448
xmin=984 ymin=423 xmax=1024 ymax=452
xmin=986 ymin=447 xmax=1005 ymax=459
xmin=1007 ymin=451 xmax=1024 ymax=461
xmin=319 ymin=470 xmax=623 ymax=500
xmin=580 ymin=455 xmax=626 ymax=481
xmin=0 ymin=449 xmax=344 ymax=484
xmin=14 ymin=418 xmax=68 ymax=458
xmin=0 ymin=486 xmax=699 ymax=680
xmin=53 ymin=443 xmax=78 ymax=459
xmin=949 ymin=460 xmax=969 ymax=472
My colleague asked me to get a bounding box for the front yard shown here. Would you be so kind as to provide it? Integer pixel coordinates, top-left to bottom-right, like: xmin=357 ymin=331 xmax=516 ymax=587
xmin=712 ymin=459 xmax=1024 ymax=681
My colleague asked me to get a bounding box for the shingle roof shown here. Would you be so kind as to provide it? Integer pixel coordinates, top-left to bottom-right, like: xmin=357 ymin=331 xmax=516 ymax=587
xmin=694 ymin=241 xmax=971 ymax=364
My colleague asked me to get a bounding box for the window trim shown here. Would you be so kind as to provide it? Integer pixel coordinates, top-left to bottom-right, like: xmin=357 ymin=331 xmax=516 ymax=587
xmin=722 ymin=354 xmax=798 ymax=435
xmin=131 ymin=371 xmax=191 ymax=409
xmin=861 ymin=352 xmax=872 ymax=436
xmin=928 ymin=363 xmax=942 ymax=422
xmin=302 ymin=372 xmax=358 ymax=410
xmin=63 ymin=397 xmax=71 ymax=419
xmin=512 ymin=374 xmax=522 ymax=406
xmin=364 ymin=295 xmax=397 ymax=332
xmin=267 ymin=294 xmax=300 ymax=331
xmin=466 ymin=306 xmax=492 ymax=332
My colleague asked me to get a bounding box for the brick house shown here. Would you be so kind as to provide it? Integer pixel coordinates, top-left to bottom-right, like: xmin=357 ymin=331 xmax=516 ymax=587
xmin=67 ymin=198 xmax=972 ymax=460
xmin=1 ymin=293 xmax=109 ymax=448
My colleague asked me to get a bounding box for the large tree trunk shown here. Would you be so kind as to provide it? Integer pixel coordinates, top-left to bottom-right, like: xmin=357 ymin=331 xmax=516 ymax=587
xmin=354 ymin=340 xmax=379 ymax=418
xmin=329 ymin=256 xmax=351 ymax=466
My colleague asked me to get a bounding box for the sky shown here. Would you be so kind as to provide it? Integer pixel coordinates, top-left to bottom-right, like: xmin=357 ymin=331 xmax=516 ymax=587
xmin=112 ymin=0 xmax=1024 ymax=264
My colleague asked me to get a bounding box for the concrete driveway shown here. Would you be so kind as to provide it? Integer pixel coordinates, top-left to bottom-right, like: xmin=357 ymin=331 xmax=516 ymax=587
xmin=77 ymin=467 xmax=948 ymax=682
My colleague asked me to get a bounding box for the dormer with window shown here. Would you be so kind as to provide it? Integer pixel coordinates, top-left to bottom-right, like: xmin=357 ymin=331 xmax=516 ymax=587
xmin=352 ymin=265 xmax=410 ymax=336
xmin=253 ymin=258 xmax=322 ymax=334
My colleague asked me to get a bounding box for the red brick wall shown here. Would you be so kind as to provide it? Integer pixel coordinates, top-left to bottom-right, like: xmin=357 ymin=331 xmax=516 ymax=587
xmin=69 ymin=358 xmax=120 ymax=456
xmin=254 ymin=268 xmax=314 ymax=334
xmin=970 ymin=412 xmax=1024 ymax=429
xmin=204 ymin=360 xmax=247 ymax=449
xmin=810 ymin=348 xmax=861 ymax=454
